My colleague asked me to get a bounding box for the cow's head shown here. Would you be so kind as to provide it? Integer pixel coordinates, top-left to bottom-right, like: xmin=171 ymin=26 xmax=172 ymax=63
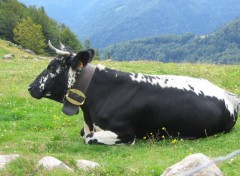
xmin=28 ymin=40 xmax=94 ymax=103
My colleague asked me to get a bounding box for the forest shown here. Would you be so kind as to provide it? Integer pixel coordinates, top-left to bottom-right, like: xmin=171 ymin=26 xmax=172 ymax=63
xmin=100 ymin=17 xmax=240 ymax=64
xmin=0 ymin=0 xmax=82 ymax=54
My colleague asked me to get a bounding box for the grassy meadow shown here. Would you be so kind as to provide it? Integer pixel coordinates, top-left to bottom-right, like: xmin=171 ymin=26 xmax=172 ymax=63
xmin=0 ymin=40 xmax=240 ymax=175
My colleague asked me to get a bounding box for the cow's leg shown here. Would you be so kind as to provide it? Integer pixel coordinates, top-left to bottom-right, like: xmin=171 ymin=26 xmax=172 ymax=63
xmin=80 ymin=122 xmax=92 ymax=137
xmin=82 ymin=121 xmax=92 ymax=137
xmin=84 ymin=130 xmax=135 ymax=145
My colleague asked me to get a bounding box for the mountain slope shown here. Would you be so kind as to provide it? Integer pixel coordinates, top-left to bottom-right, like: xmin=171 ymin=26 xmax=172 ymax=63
xmin=0 ymin=0 xmax=81 ymax=54
xmin=19 ymin=0 xmax=240 ymax=48
xmin=100 ymin=17 xmax=240 ymax=64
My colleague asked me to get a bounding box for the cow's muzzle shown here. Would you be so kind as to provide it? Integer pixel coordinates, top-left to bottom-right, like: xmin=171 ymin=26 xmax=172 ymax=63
xmin=28 ymin=85 xmax=43 ymax=99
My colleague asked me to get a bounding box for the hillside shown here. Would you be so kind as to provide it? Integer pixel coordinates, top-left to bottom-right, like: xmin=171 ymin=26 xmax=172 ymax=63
xmin=0 ymin=39 xmax=35 ymax=59
xmin=0 ymin=0 xmax=81 ymax=54
xmin=19 ymin=0 xmax=240 ymax=48
xmin=100 ymin=17 xmax=240 ymax=64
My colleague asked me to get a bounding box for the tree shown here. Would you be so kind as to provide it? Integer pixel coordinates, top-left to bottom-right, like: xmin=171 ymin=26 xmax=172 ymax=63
xmin=83 ymin=39 xmax=91 ymax=49
xmin=13 ymin=17 xmax=46 ymax=54
xmin=107 ymin=52 xmax=111 ymax=60
xmin=27 ymin=6 xmax=59 ymax=45
xmin=0 ymin=0 xmax=83 ymax=55
xmin=0 ymin=10 xmax=17 ymax=41
xmin=0 ymin=0 xmax=25 ymax=41
xmin=58 ymin=24 xmax=82 ymax=52
xmin=94 ymin=49 xmax=100 ymax=60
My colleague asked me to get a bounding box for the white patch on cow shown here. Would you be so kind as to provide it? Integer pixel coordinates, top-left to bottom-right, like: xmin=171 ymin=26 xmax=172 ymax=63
xmin=49 ymin=66 xmax=61 ymax=78
xmin=67 ymin=67 xmax=77 ymax=89
xmin=39 ymin=75 xmax=49 ymax=91
xmin=49 ymin=73 xmax=56 ymax=78
xmin=134 ymin=73 xmax=147 ymax=83
xmin=93 ymin=124 xmax=102 ymax=132
xmin=85 ymin=130 xmax=120 ymax=145
xmin=84 ymin=124 xmax=121 ymax=145
xmin=97 ymin=64 xmax=107 ymax=72
xmin=130 ymin=73 xmax=238 ymax=116
xmin=56 ymin=67 xmax=61 ymax=74
xmin=41 ymin=66 xmax=62 ymax=87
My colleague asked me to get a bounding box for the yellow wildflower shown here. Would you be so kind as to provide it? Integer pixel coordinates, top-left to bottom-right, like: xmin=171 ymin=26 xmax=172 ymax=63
xmin=171 ymin=139 xmax=177 ymax=144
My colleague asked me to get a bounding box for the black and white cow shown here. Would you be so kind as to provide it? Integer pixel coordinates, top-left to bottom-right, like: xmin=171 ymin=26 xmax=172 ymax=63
xmin=28 ymin=41 xmax=240 ymax=145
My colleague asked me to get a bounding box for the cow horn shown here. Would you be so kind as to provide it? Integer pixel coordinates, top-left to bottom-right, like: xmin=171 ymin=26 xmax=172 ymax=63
xmin=59 ymin=41 xmax=65 ymax=50
xmin=48 ymin=40 xmax=70 ymax=56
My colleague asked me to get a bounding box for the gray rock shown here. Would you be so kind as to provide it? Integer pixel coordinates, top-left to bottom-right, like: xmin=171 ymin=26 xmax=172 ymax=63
xmin=76 ymin=159 xmax=100 ymax=171
xmin=37 ymin=156 xmax=73 ymax=172
xmin=24 ymin=49 xmax=35 ymax=55
xmin=17 ymin=45 xmax=23 ymax=50
xmin=5 ymin=41 xmax=15 ymax=46
xmin=161 ymin=153 xmax=223 ymax=176
xmin=3 ymin=54 xmax=14 ymax=59
xmin=0 ymin=154 xmax=20 ymax=169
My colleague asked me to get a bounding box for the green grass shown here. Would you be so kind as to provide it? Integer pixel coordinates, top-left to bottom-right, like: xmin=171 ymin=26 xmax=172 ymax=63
xmin=0 ymin=47 xmax=9 ymax=58
xmin=0 ymin=55 xmax=240 ymax=175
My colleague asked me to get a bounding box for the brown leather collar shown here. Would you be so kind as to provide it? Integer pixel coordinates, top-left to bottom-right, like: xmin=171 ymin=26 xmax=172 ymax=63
xmin=62 ymin=64 xmax=96 ymax=116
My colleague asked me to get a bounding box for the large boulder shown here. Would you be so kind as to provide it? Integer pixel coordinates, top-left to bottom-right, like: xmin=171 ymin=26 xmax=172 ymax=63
xmin=161 ymin=153 xmax=223 ymax=176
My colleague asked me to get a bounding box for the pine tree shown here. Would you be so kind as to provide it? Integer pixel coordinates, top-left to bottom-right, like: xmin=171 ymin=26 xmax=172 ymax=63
xmin=13 ymin=17 xmax=46 ymax=54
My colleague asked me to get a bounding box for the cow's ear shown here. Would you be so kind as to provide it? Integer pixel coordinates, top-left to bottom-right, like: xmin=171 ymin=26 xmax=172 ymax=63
xmin=71 ymin=50 xmax=92 ymax=69
xmin=87 ymin=49 xmax=95 ymax=60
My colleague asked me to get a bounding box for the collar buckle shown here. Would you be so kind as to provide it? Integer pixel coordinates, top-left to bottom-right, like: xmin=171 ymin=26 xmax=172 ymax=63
xmin=66 ymin=89 xmax=86 ymax=106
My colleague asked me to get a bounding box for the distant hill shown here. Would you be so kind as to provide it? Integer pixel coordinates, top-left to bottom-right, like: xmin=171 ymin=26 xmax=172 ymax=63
xmin=19 ymin=0 xmax=240 ymax=48
xmin=100 ymin=17 xmax=240 ymax=64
